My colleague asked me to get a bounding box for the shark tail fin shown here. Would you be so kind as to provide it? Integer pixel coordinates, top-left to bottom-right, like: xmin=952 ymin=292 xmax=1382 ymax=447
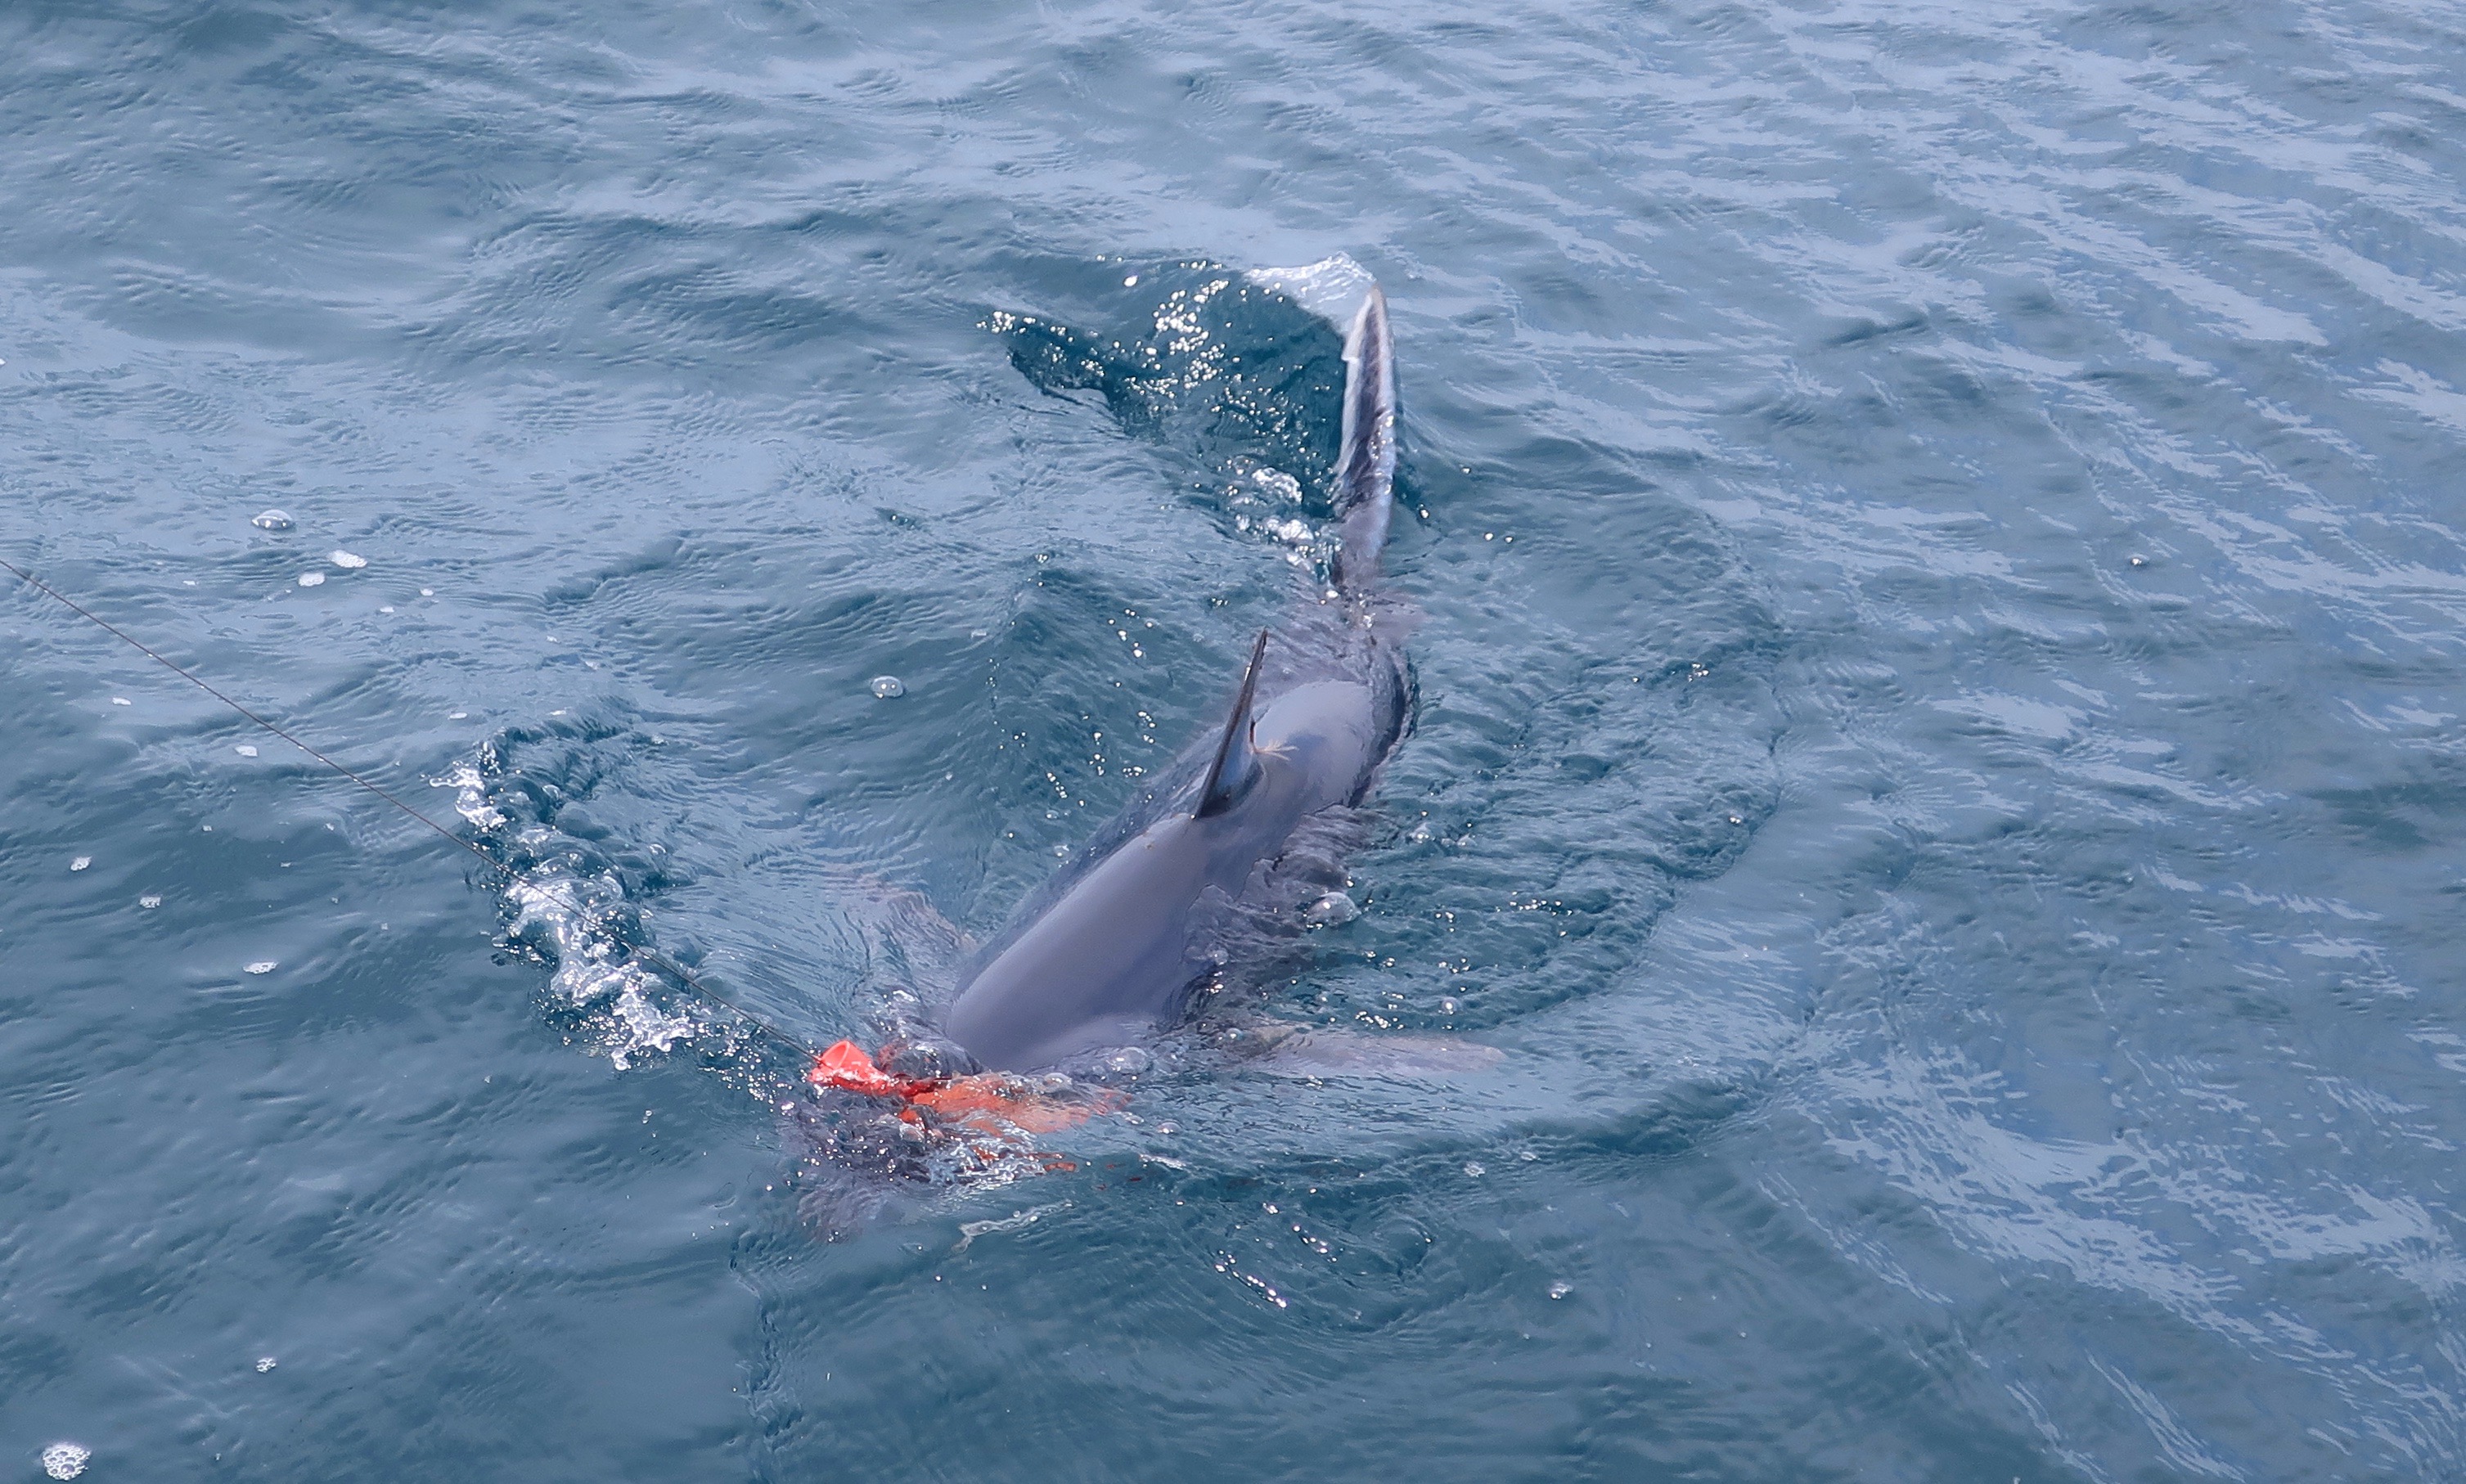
xmin=1331 ymin=286 xmax=1396 ymax=591
xmin=1197 ymin=630 xmax=1271 ymax=818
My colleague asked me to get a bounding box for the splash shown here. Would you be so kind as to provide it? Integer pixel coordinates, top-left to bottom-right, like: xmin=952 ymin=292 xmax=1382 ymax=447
xmin=988 ymin=255 xmax=1375 ymax=577
xmin=503 ymin=870 xmax=699 ymax=1070
xmin=437 ymin=752 xmax=718 ymax=1072
xmin=438 ymin=737 xmax=1126 ymax=1234
xmin=1245 ymin=253 xmax=1378 ymax=329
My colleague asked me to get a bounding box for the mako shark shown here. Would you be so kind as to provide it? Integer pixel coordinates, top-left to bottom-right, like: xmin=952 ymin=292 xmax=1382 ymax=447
xmin=936 ymin=285 xmax=1406 ymax=1074
xmin=792 ymin=279 xmax=1489 ymax=1216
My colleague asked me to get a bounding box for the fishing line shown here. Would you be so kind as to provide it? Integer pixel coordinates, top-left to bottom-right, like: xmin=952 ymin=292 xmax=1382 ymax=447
xmin=2 ymin=552 xmax=725 ymax=1006
xmin=2 ymin=551 xmax=503 ymax=870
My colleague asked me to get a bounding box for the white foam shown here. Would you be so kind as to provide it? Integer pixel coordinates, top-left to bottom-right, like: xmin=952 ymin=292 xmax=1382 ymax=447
xmin=954 ymin=1199 xmax=1073 ymax=1251
xmin=1244 ymin=254 xmax=1376 ymax=328
xmin=504 ymin=870 xmax=705 ymax=1069
xmin=435 ymin=760 xmax=505 ymax=830
xmin=330 ymin=550 xmax=367 ymax=569
xmin=1251 ymin=467 xmax=1303 ymax=503
xmin=1303 ymin=891 xmax=1358 ymax=925
xmin=438 ymin=753 xmax=751 ymax=1074
xmin=42 ymin=1442 xmax=88 ymax=1480
xmin=297 ymin=572 xmax=325 ymax=587
xmin=245 ymin=960 xmax=277 ymax=974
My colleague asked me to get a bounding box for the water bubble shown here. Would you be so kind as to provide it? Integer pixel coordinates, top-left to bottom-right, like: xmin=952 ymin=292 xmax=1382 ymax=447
xmin=110 ymin=697 xmax=130 ymax=706
xmin=868 ymin=675 xmax=906 ymax=699
xmin=296 ymin=572 xmax=325 ymax=587
xmin=1102 ymin=1047 xmax=1151 ymax=1074
xmin=1123 ymin=274 xmax=1139 ymax=286
xmin=329 ymin=551 xmax=367 ymax=569
xmin=1463 ymin=1161 xmax=1485 ymax=1177
xmin=244 ymin=960 xmax=277 ymax=975
xmin=255 ymin=1356 xmax=277 ymax=1373
xmin=420 ymin=587 xmax=434 ymax=597
xmin=1052 ymin=844 xmax=1070 ymax=857
xmin=1549 ymin=1280 xmax=1572 ymax=1300
xmin=377 ymin=605 xmax=394 ymax=614
xmin=42 ymin=1442 xmax=89 ymax=1479
xmin=139 ymin=894 xmax=162 ymax=909
xmin=251 ymin=510 xmax=294 ymax=532
xmin=70 ymin=856 xmax=91 ymax=871
xmin=1303 ymin=891 xmax=1358 ymax=926
xmin=234 ymin=744 xmax=259 ymax=758
xmin=1438 ymin=996 xmax=1459 ymax=1014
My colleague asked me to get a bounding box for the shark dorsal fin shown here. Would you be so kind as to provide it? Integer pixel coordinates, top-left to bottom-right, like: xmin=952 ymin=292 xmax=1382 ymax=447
xmin=1197 ymin=630 xmax=1271 ymax=818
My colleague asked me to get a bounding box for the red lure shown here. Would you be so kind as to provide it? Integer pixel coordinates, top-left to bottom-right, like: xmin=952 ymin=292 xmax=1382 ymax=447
xmin=807 ymin=1039 xmax=1123 ymax=1140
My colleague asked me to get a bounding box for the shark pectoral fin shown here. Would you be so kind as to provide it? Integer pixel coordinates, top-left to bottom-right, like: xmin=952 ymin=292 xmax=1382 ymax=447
xmin=1196 ymin=629 xmax=1271 ymax=818
xmin=1243 ymin=1027 xmax=1505 ymax=1081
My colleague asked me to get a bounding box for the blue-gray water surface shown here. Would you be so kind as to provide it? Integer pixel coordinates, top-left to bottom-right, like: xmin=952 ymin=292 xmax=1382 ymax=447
xmin=6 ymin=2 xmax=2465 ymax=1479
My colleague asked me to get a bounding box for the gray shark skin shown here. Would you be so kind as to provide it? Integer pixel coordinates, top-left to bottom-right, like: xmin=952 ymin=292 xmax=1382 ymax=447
xmin=940 ymin=286 xmax=1404 ymax=1073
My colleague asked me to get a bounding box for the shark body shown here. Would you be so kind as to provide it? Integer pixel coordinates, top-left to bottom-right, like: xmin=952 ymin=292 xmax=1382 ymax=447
xmin=939 ymin=286 xmax=1405 ymax=1073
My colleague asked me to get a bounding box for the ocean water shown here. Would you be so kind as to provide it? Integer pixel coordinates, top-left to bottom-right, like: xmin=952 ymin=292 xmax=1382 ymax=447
xmin=5 ymin=0 xmax=2464 ymax=1478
